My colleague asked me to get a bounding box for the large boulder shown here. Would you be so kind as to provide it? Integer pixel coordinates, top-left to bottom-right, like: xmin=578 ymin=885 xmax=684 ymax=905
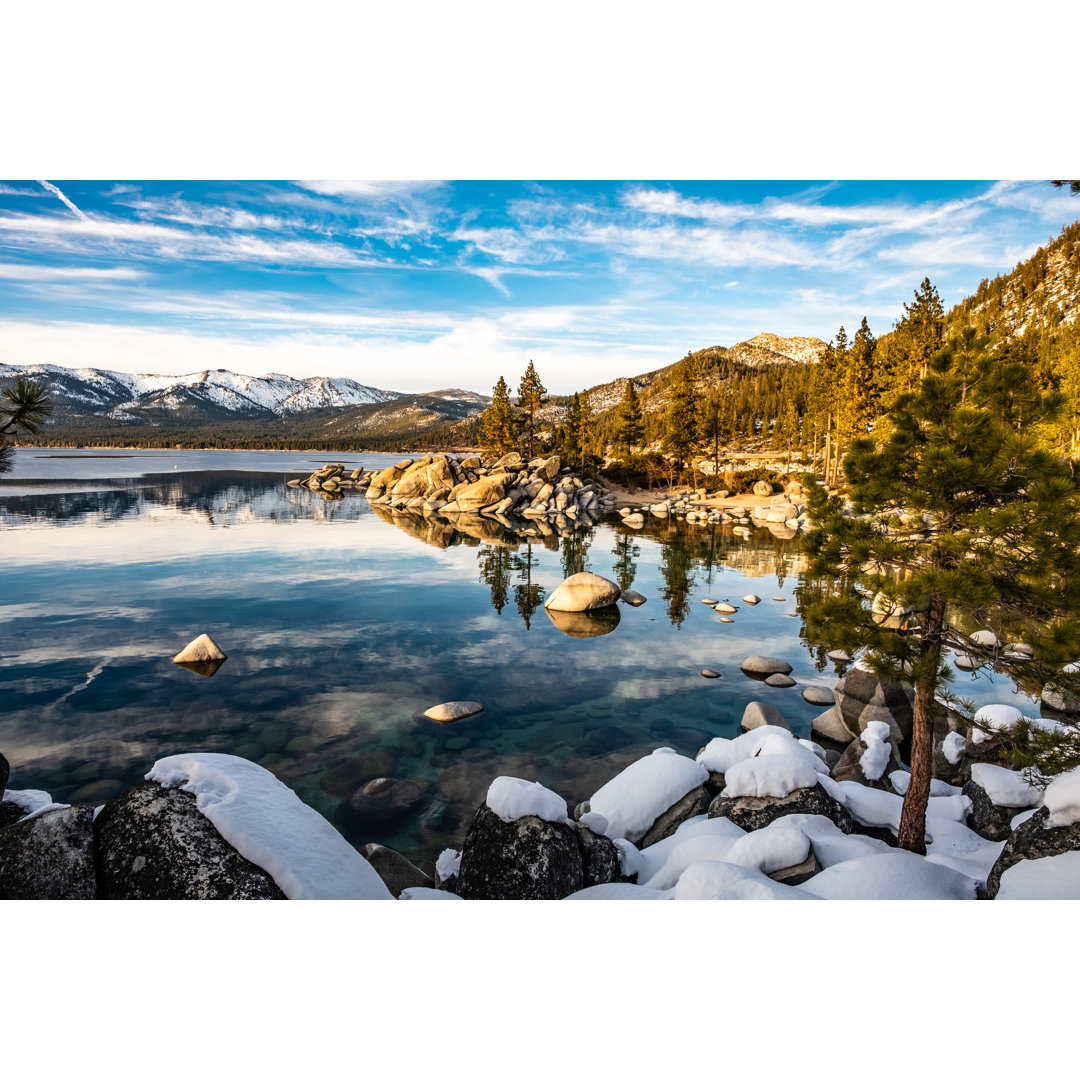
xmin=986 ymin=806 xmax=1080 ymax=898
xmin=833 ymin=668 xmax=914 ymax=745
xmin=740 ymin=656 xmax=793 ymax=678
xmin=0 ymin=806 xmax=98 ymax=899
xmin=963 ymin=763 xmax=1043 ymax=842
xmin=741 ymin=701 xmax=792 ymax=733
xmin=453 ymin=476 xmax=507 ymax=512
xmin=456 ymin=802 xmax=617 ymax=900
xmin=544 ymin=572 xmax=621 ymax=612
xmin=94 ymin=781 xmax=286 ymax=899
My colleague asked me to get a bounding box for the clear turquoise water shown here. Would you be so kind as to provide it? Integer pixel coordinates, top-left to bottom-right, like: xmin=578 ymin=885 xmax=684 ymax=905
xmin=0 ymin=449 xmax=1034 ymax=873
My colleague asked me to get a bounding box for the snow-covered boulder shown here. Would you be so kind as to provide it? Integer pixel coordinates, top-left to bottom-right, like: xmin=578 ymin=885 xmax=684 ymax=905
xmin=0 ymin=805 xmax=97 ymax=899
xmin=962 ymin=764 xmax=1043 ymax=842
xmin=142 ymin=754 xmax=393 ymax=899
xmin=455 ymin=779 xmax=620 ymax=900
xmin=831 ymin=721 xmax=900 ymax=790
xmin=673 ymin=860 xmax=813 ymax=900
xmin=589 ymin=749 xmax=709 ymax=845
xmin=543 ymin=571 xmax=621 ymax=612
xmin=986 ymin=800 xmax=1080 ymax=899
xmin=799 ymin=849 xmax=978 ymax=900
xmin=94 ymin=781 xmax=288 ymax=899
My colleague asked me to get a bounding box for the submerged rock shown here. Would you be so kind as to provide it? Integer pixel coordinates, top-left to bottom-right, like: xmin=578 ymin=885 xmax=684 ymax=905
xmin=334 ymin=777 xmax=425 ymax=836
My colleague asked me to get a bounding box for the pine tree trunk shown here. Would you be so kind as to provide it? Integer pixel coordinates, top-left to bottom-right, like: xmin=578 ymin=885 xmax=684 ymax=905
xmin=896 ymin=589 xmax=946 ymax=854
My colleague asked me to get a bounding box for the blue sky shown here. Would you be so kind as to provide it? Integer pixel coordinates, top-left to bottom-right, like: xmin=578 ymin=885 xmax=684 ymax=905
xmin=1 ymin=179 xmax=1077 ymax=395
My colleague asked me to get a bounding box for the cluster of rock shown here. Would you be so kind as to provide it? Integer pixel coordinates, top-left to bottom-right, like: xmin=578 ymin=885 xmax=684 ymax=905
xmin=617 ymin=481 xmax=809 ymax=539
xmin=0 ymin=756 xmax=285 ymax=899
xmin=289 ymin=453 xmax=616 ymax=527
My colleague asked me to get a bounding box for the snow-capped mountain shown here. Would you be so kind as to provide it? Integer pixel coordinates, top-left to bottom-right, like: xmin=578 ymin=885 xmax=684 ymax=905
xmin=0 ymin=362 xmax=399 ymax=422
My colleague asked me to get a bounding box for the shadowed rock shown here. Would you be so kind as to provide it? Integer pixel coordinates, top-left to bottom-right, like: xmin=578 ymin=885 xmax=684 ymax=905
xmin=361 ymin=842 xmax=433 ymax=897
xmin=986 ymin=806 xmax=1080 ymax=898
xmin=0 ymin=806 xmax=98 ymax=899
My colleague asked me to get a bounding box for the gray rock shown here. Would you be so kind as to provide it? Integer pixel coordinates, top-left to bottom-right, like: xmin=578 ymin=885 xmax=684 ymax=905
xmin=827 ymin=650 xmax=852 ymax=663
xmin=0 ymin=751 xmax=8 ymax=800
xmin=94 ymin=781 xmax=286 ymax=899
xmin=0 ymin=806 xmax=98 ymax=899
xmin=741 ymin=700 xmax=792 ymax=733
xmin=0 ymin=801 xmax=25 ymax=830
xmin=832 ymin=733 xmax=900 ymax=790
xmin=709 ymin=785 xmax=856 ymax=833
xmin=637 ymin=784 xmax=712 ymax=849
xmin=812 ymin=706 xmax=855 ymax=744
xmin=701 ymin=668 xmax=722 ymax=679
xmin=768 ymin=850 xmax=821 ymax=886
xmin=740 ymin=655 xmax=793 ymax=677
xmin=574 ymin=821 xmax=623 ymax=888
xmin=334 ymin=777 xmax=425 ymax=836
xmin=455 ymin=803 xmax=584 ymax=900
xmin=802 ymin=686 xmax=835 ymax=706
xmin=962 ymin=778 xmax=1020 ymax=842
xmin=764 ymin=673 xmax=797 ymax=688
xmin=986 ymin=806 xmax=1080 ymax=898
xmin=833 ymin=668 xmax=914 ymax=744
xmin=620 ymin=589 xmax=647 ymax=606
xmin=361 ymin=843 xmax=434 ymax=897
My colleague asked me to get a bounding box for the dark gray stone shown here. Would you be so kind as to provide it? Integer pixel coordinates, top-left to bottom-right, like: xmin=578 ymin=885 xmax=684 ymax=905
xmin=962 ymin=778 xmax=1017 ymax=842
xmin=574 ymin=822 xmax=622 ymax=888
xmin=708 ymin=784 xmax=856 ymax=834
xmin=987 ymin=806 xmax=1080 ymax=898
xmin=0 ymin=806 xmax=97 ymax=899
xmin=637 ymin=784 xmax=712 ymax=849
xmin=334 ymin=777 xmax=424 ymax=837
xmin=456 ymin=803 xmax=583 ymax=900
xmin=0 ymin=801 xmax=25 ymax=830
xmin=94 ymin=781 xmax=286 ymax=899
xmin=0 ymin=752 xmax=9 ymax=800
xmin=361 ymin=843 xmax=433 ymax=898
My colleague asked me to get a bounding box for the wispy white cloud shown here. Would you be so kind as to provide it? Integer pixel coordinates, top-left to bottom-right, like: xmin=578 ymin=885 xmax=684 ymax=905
xmin=297 ymin=180 xmax=447 ymax=200
xmin=0 ymin=262 xmax=143 ymax=281
xmin=37 ymin=180 xmax=90 ymax=221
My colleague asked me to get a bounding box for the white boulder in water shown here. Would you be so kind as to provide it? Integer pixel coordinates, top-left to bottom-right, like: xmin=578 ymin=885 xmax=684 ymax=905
xmin=423 ymin=701 xmax=485 ymax=724
xmin=544 ymin=571 xmax=621 ymax=612
xmin=172 ymin=633 xmax=227 ymax=664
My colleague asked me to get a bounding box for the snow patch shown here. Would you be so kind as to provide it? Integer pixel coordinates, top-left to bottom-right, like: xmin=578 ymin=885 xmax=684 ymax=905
xmin=942 ymin=731 xmax=967 ymax=765
xmin=674 ymin=861 xmax=816 ymax=900
xmin=1043 ymin=766 xmax=1080 ymax=827
xmin=799 ymin=850 xmax=978 ymax=900
xmin=435 ymin=848 xmax=461 ymax=880
xmin=720 ymin=754 xmax=822 ymax=799
xmin=485 ymin=776 xmax=568 ymax=824
xmin=859 ymin=721 xmax=892 ymax=781
xmin=589 ymin=748 xmax=708 ymax=843
xmin=147 ymin=753 xmax=393 ymax=900
xmin=970 ymin=763 xmax=1043 ymax=808
xmin=996 ymin=851 xmax=1080 ymax=899
xmin=1 ymin=789 xmax=69 ymax=822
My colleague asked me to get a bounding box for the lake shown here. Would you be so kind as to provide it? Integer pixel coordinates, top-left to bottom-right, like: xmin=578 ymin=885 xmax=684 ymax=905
xmin=0 ymin=448 xmax=1033 ymax=873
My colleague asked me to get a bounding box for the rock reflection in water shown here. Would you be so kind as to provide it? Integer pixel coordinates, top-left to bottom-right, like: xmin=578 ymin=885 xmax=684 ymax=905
xmin=544 ymin=606 xmax=621 ymax=638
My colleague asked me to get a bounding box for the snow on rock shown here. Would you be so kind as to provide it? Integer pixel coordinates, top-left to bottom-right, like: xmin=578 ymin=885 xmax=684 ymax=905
xmin=720 ymin=754 xmax=823 ymax=799
xmin=674 ymin=860 xmax=816 ymax=901
xmin=563 ymin=882 xmax=673 ymax=900
xmin=399 ymin=887 xmax=465 ymax=900
xmin=859 ymin=721 xmax=893 ymax=781
xmin=723 ymin=821 xmax=812 ymax=876
xmin=697 ymin=725 xmax=827 ymax=776
xmin=889 ymin=772 xmax=963 ymax=797
xmin=632 ymin=815 xmax=745 ymax=884
xmin=2 ymin=789 xmax=66 ymax=822
xmin=924 ymin=817 xmax=1006 ymax=885
xmin=942 ymin=731 xmax=967 ymax=765
xmin=778 ymin=813 xmax=893 ymax=868
xmin=435 ymin=848 xmax=461 ymax=881
xmin=995 ymin=851 xmax=1080 ymax=899
xmin=799 ymin=849 xmax=979 ymax=900
xmin=485 ymin=776 xmax=568 ymax=824
xmin=639 ymin=833 xmax=742 ymax=891
xmin=589 ymin=748 xmax=708 ymax=843
xmin=612 ymin=837 xmax=645 ymax=879
xmin=820 ymin=775 xmax=971 ymax=835
xmin=146 ymin=753 xmax=393 ymax=900
xmin=578 ymin=811 xmax=610 ymax=835
xmin=1043 ymin=766 xmax=1080 ymax=827
xmin=970 ymin=763 xmax=1043 ymax=808
xmin=1011 ymin=807 xmax=1040 ymax=828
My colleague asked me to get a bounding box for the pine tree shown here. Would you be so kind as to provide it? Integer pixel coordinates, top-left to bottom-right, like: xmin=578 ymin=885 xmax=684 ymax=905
xmin=803 ymin=336 xmax=1080 ymax=852
xmin=517 ymin=360 xmax=547 ymax=460
xmin=662 ymin=358 xmax=700 ymax=475
xmin=615 ymin=379 xmax=644 ymax=458
xmin=841 ymin=317 xmax=878 ymax=442
xmin=480 ymin=375 xmax=518 ymax=458
xmin=0 ymin=378 xmax=52 ymax=475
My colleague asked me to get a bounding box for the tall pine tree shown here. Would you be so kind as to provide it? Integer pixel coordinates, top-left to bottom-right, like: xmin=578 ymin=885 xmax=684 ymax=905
xmin=803 ymin=336 xmax=1080 ymax=852
xmin=517 ymin=359 xmax=547 ymax=460
xmin=480 ymin=375 xmax=519 ymax=458
xmin=615 ymin=379 xmax=644 ymax=458
xmin=662 ymin=357 xmax=700 ymax=475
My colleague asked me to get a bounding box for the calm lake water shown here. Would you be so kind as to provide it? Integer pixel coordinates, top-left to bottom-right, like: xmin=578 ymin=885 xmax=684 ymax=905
xmin=0 ymin=448 xmax=1034 ymax=873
